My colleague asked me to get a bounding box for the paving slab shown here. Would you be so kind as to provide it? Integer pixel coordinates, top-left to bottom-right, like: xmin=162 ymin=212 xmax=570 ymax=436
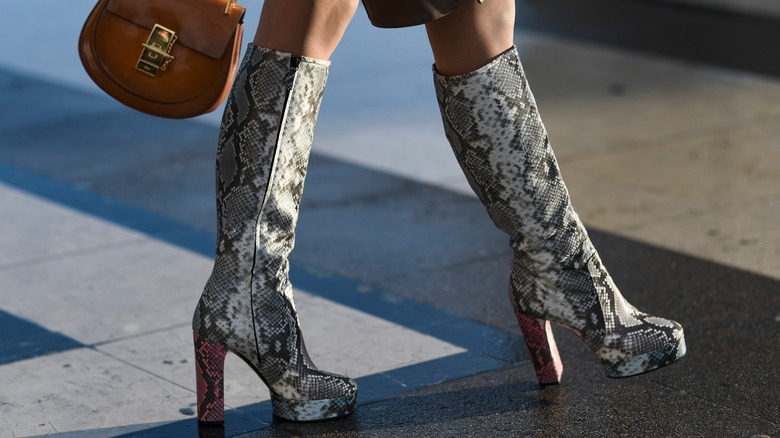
xmin=562 ymin=116 xmax=780 ymax=279
xmin=0 ymin=348 xmax=205 ymax=437
xmin=0 ymin=179 xmax=497 ymax=435
xmin=0 ymin=183 xmax=144 ymax=268
xmin=564 ymin=119 xmax=780 ymax=207
xmin=0 ymin=236 xmax=207 ymax=345
xmin=96 ymin=302 xmax=465 ymax=410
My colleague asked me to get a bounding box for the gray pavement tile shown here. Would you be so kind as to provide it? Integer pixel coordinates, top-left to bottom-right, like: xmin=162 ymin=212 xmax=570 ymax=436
xmin=511 ymin=32 xmax=780 ymax=159
xmin=71 ymin=146 xmax=218 ymax=234
xmin=422 ymin=319 xmax=528 ymax=365
xmin=558 ymin=118 xmax=780 ymax=224
xmin=0 ymin=239 xmax=210 ymax=345
xmin=296 ymin=295 xmax=466 ymax=378
xmin=0 ymin=348 xmax=204 ymax=437
xmin=0 ymin=182 xmax=145 ymax=268
xmin=0 ymin=153 xmax=525 ymax=436
xmin=129 ymin=352 xmax=507 ymax=438
xmin=0 ymin=308 xmax=84 ymax=365
xmin=0 ymin=161 xmax=217 ymax=258
xmin=626 ymin=193 xmax=780 ymax=281
xmin=96 ymin=299 xmax=465 ymax=411
xmin=0 ymin=90 xmax=219 ymax=235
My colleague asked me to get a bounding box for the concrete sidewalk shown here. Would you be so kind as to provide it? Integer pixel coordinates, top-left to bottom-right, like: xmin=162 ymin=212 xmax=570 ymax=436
xmin=0 ymin=1 xmax=778 ymax=437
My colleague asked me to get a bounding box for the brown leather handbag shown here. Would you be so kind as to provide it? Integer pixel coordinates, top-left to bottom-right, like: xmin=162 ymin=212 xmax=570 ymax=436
xmin=78 ymin=0 xmax=245 ymax=119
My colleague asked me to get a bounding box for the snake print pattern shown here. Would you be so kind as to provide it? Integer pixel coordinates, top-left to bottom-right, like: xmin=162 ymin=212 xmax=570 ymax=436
xmin=192 ymin=45 xmax=356 ymax=422
xmin=434 ymin=46 xmax=685 ymax=379
xmin=194 ymin=333 xmax=228 ymax=423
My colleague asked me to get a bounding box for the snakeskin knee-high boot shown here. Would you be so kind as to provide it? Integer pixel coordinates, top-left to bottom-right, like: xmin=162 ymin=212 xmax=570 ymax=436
xmin=434 ymin=46 xmax=686 ymax=384
xmin=192 ymin=45 xmax=357 ymax=423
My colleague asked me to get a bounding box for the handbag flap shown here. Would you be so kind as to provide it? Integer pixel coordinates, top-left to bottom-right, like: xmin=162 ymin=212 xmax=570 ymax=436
xmin=106 ymin=0 xmax=244 ymax=59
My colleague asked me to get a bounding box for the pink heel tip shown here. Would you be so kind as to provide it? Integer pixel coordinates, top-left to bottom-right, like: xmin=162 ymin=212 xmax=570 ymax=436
xmin=516 ymin=314 xmax=563 ymax=385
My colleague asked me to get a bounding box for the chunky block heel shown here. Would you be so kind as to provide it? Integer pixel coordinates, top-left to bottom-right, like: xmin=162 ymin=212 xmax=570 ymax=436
xmin=516 ymin=314 xmax=563 ymax=385
xmin=193 ymin=332 xmax=358 ymax=424
xmin=194 ymin=333 xmax=228 ymax=424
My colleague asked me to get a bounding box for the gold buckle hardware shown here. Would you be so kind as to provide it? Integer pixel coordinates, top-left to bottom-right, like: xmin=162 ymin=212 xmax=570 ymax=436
xmin=136 ymin=24 xmax=178 ymax=77
xmin=224 ymin=0 xmax=235 ymax=14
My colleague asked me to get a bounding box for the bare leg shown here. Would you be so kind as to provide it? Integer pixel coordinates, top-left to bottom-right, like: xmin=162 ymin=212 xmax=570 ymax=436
xmin=254 ymin=0 xmax=360 ymax=60
xmin=425 ymin=0 xmax=515 ymax=76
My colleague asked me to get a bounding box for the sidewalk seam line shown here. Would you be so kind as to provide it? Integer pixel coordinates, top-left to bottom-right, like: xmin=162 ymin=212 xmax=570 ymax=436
xmin=0 ymin=238 xmax=150 ymax=273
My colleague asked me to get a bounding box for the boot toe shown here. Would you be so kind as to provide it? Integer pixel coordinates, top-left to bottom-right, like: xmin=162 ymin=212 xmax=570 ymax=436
xmin=602 ymin=318 xmax=686 ymax=378
xmin=271 ymin=373 xmax=357 ymax=421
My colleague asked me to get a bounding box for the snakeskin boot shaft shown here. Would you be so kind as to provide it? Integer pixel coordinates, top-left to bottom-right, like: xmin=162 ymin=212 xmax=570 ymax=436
xmin=434 ymin=47 xmax=685 ymax=378
xmin=193 ymin=45 xmax=356 ymax=420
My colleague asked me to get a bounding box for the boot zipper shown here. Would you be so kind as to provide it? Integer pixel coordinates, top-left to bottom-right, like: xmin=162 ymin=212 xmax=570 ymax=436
xmin=283 ymin=56 xmax=301 ymax=90
xmin=248 ymin=56 xmax=301 ymax=368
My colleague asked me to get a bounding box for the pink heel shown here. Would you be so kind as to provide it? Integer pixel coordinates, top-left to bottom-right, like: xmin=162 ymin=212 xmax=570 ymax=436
xmin=516 ymin=314 xmax=563 ymax=385
xmin=194 ymin=333 xmax=228 ymax=424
